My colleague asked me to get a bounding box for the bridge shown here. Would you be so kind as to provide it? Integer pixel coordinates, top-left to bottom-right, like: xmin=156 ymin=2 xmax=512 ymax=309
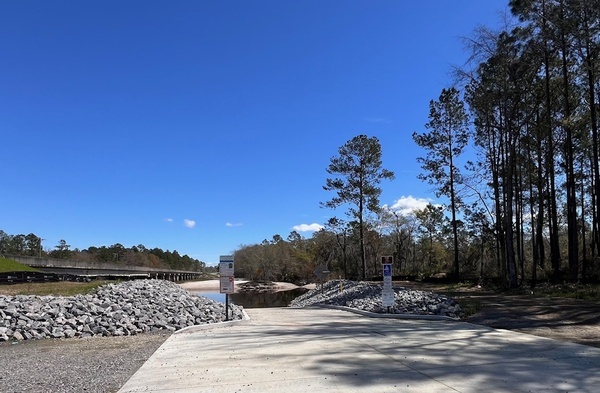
xmin=4 ymin=255 xmax=203 ymax=282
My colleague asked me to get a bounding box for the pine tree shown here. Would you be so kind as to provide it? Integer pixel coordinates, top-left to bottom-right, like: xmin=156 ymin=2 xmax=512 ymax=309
xmin=413 ymin=87 xmax=470 ymax=280
xmin=322 ymin=135 xmax=395 ymax=280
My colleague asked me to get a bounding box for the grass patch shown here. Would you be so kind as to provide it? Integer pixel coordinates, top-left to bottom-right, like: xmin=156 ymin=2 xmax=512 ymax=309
xmin=529 ymin=283 xmax=600 ymax=302
xmin=405 ymin=279 xmax=600 ymax=316
xmin=434 ymin=287 xmax=482 ymax=317
xmin=452 ymin=297 xmax=481 ymax=317
xmin=0 ymin=257 xmax=41 ymax=273
xmin=0 ymin=280 xmax=113 ymax=296
xmin=396 ymin=280 xmax=483 ymax=317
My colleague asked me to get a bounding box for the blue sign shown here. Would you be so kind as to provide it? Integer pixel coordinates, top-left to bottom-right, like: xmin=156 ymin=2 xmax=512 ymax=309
xmin=383 ymin=263 xmax=392 ymax=277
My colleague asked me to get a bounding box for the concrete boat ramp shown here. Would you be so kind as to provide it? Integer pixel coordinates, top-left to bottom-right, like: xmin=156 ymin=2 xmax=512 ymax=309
xmin=119 ymin=307 xmax=600 ymax=392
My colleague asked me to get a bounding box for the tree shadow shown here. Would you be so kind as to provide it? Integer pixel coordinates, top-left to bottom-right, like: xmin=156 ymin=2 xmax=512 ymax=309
xmin=165 ymin=308 xmax=600 ymax=392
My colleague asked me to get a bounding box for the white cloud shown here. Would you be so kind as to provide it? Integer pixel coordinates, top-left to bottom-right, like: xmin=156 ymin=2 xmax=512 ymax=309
xmin=385 ymin=195 xmax=432 ymax=216
xmin=363 ymin=117 xmax=392 ymax=124
xmin=225 ymin=222 xmax=243 ymax=227
xmin=293 ymin=223 xmax=324 ymax=232
xmin=165 ymin=218 xmax=174 ymax=222
xmin=183 ymin=219 xmax=196 ymax=228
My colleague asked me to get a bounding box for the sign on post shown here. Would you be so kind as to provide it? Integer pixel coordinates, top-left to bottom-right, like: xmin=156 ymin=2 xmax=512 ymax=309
xmin=219 ymin=255 xmax=235 ymax=294
xmin=219 ymin=262 xmax=234 ymax=277
xmin=219 ymin=276 xmax=235 ymax=294
xmin=383 ymin=263 xmax=392 ymax=277
xmin=381 ymin=256 xmax=394 ymax=310
xmin=313 ymin=263 xmax=330 ymax=293
xmin=313 ymin=263 xmax=330 ymax=281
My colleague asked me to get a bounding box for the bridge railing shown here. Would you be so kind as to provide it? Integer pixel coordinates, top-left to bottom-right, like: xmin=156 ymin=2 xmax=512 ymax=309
xmin=3 ymin=255 xmax=204 ymax=282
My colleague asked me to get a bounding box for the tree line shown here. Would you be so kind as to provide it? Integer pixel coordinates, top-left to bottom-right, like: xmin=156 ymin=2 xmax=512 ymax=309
xmin=456 ymin=0 xmax=600 ymax=286
xmin=236 ymin=0 xmax=600 ymax=287
xmin=0 ymin=230 xmax=205 ymax=272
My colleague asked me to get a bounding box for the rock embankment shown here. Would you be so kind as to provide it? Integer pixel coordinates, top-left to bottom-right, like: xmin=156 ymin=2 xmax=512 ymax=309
xmin=290 ymin=280 xmax=463 ymax=318
xmin=0 ymin=279 xmax=244 ymax=341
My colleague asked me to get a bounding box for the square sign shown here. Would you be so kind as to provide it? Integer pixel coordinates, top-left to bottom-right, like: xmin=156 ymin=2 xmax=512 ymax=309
xmin=381 ymin=255 xmax=393 ymax=265
xmin=219 ymin=255 xmax=235 ymax=294
xmin=219 ymin=255 xmax=235 ymax=277
xmin=220 ymin=276 xmax=235 ymax=294
xmin=382 ymin=291 xmax=395 ymax=307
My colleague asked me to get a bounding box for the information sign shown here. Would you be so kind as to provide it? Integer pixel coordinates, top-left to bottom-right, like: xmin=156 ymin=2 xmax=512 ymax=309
xmin=219 ymin=262 xmax=234 ymax=277
xmin=219 ymin=255 xmax=235 ymax=277
xmin=220 ymin=276 xmax=235 ymax=294
xmin=383 ymin=263 xmax=392 ymax=277
xmin=381 ymin=257 xmax=394 ymax=309
xmin=382 ymin=291 xmax=395 ymax=307
xmin=219 ymin=255 xmax=235 ymax=294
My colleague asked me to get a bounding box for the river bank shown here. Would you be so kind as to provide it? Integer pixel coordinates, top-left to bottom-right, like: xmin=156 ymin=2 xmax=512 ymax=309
xmin=178 ymin=279 xmax=316 ymax=292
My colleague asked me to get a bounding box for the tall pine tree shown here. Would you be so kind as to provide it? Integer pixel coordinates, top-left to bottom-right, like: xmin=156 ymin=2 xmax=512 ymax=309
xmin=322 ymin=135 xmax=395 ymax=280
xmin=413 ymin=87 xmax=470 ymax=280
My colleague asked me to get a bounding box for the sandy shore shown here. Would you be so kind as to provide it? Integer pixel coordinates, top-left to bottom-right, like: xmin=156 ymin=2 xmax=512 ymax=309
xmin=178 ymin=279 xmax=315 ymax=292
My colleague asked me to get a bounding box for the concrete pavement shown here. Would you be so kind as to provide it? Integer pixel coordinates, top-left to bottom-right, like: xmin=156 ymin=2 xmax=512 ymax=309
xmin=119 ymin=307 xmax=600 ymax=392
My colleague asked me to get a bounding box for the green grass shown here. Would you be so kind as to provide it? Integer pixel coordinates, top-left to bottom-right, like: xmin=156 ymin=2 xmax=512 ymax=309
xmin=0 ymin=257 xmax=41 ymax=273
xmin=0 ymin=256 xmax=113 ymax=296
xmin=406 ymin=279 xmax=600 ymax=317
xmin=0 ymin=280 xmax=113 ymax=296
xmin=528 ymin=283 xmax=600 ymax=302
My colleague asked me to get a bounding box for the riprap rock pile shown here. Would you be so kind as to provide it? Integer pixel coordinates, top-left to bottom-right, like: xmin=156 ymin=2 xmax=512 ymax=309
xmin=0 ymin=279 xmax=244 ymax=341
xmin=289 ymin=280 xmax=462 ymax=318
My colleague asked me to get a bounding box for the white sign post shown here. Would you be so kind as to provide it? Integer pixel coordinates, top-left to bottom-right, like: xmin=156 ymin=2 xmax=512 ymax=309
xmin=219 ymin=255 xmax=235 ymax=293
xmin=381 ymin=256 xmax=394 ymax=312
xmin=219 ymin=255 xmax=235 ymax=320
xmin=219 ymin=276 xmax=234 ymax=293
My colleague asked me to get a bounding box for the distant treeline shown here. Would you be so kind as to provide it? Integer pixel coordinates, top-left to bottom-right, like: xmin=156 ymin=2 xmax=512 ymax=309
xmin=0 ymin=230 xmax=205 ymax=272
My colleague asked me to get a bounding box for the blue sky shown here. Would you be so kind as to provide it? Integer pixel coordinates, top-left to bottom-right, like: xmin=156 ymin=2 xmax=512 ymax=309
xmin=2 ymin=1 xmax=508 ymax=265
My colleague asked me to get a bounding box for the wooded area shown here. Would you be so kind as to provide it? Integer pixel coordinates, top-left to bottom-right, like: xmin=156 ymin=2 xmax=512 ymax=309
xmin=0 ymin=230 xmax=205 ymax=272
xmin=460 ymin=0 xmax=600 ymax=286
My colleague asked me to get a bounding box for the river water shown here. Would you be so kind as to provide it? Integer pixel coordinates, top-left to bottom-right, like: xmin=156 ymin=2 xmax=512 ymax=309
xmin=197 ymin=288 xmax=308 ymax=308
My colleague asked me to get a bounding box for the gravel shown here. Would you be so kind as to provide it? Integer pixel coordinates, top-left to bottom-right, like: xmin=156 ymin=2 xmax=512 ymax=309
xmin=0 ymin=279 xmax=244 ymax=342
xmin=289 ymin=279 xmax=463 ymax=318
xmin=0 ymin=329 xmax=171 ymax=393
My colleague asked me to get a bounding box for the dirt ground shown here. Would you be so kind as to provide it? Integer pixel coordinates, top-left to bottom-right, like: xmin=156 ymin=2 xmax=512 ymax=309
xmin=400 ymin=281 xmax=600 ymax=348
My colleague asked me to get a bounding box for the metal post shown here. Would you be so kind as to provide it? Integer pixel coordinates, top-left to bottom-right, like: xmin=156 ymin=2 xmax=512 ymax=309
xmin=39 ymin=237 xmax=45 ymax=258
xmin=225 ymin=294 xmax=229 ymax=321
